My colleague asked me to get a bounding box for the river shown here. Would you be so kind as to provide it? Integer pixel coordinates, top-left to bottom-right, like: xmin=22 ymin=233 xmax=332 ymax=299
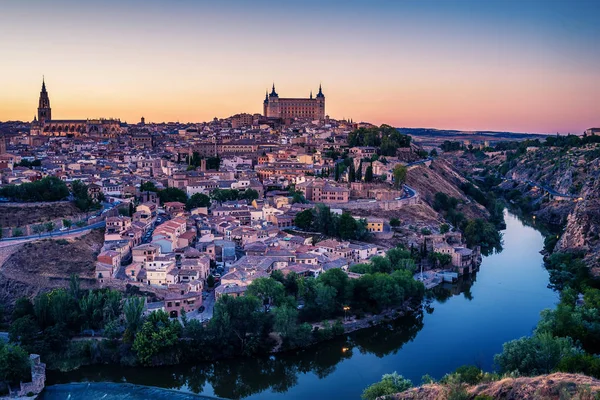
xmin=40 ymin=210 xmax=558 ymax=399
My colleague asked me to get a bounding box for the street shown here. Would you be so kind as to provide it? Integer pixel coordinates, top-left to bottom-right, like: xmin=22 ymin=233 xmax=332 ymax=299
xmin=187 ymin=290 xmax=216 ymax=322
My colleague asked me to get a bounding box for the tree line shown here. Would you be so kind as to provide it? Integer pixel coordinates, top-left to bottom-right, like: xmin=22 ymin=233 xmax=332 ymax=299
xmin=348 ymin=125 xmax=411 ymax=156
xmin=294 ymin=204 xmax=370 ymax=241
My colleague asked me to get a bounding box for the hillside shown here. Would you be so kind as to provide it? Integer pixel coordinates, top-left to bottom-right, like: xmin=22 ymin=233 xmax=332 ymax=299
xmin=391 ymin=373 xmax=600 ymax=400
xmin=406 ymin=158 xmax=489 ymax=221
xmin=0 ymin=229 xmax=103 ymax=311
xmin=0 ymin=201 xmax=85 ymax=228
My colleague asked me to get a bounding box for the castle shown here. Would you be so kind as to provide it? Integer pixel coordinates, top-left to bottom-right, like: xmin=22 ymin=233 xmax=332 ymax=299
xmin=263 ymin=84 xmax=325 ymax=120
xmin=30 ymin=78 xmax=123 ymax=138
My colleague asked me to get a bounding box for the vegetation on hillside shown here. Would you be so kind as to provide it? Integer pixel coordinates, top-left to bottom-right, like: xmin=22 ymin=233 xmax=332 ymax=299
xmin=348 ymin=125 xmax=411 ymax=156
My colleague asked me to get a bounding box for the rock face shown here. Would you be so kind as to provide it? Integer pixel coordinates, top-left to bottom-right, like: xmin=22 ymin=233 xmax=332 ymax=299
xmin=0 ymin=230 xmax=104 ymax=312
xmin=557 ymin=158 xmax=600 ymax=275
xmin=392 ymin=373 xmax=600 ymax=400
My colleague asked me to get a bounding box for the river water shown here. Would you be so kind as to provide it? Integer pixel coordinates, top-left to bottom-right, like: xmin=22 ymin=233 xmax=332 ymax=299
xmin=41 ymin=211 xmax=558 ymax=399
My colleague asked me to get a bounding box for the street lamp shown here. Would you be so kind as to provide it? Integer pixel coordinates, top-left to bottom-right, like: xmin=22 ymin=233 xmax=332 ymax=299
xmin=343 ymin=306 xmax=350 ymax=321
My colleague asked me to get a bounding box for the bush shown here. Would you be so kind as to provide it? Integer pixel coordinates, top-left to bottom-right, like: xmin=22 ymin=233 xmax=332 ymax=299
xmin=362 ymin=372 xmax=412 ymax=400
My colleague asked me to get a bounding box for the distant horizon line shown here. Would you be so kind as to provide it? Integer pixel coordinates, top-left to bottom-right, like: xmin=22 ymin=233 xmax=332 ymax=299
xmin=0 ymin=118 xmax=570 ymax=136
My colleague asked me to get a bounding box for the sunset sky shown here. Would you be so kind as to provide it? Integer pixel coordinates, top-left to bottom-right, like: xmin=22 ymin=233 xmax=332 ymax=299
xmin=1 ymin=0 xmax=598 ymax=133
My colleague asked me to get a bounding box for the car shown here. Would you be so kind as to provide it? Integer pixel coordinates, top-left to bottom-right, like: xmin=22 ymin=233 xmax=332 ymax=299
xmin=198 ymin=306 xmax=205 ymax=313
xmin=59 ymin=227 xmax=68 ymax=231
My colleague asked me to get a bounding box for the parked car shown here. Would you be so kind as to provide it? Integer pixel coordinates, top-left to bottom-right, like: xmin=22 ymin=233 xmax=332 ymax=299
xmin=198 ymin=306 xmax=205 ymax=313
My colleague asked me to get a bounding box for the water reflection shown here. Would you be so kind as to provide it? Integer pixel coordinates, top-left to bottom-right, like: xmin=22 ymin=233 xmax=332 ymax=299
xmin=47 ymin=310 xmax=424 ymax=399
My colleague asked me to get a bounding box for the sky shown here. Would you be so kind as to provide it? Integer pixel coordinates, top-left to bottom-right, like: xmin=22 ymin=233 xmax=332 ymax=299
xmin=0 ymin=0 xmax=599 ymax=133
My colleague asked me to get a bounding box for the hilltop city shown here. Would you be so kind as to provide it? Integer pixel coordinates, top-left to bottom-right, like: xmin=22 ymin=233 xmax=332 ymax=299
xmin=1 ymin=78 xmax=600 ymax=399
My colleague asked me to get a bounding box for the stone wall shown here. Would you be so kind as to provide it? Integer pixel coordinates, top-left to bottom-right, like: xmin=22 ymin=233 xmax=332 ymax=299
xmin=337 ymin=194 xmax=419 ymax=211
xmin=7 ymin=354 xmax=46 ymax=398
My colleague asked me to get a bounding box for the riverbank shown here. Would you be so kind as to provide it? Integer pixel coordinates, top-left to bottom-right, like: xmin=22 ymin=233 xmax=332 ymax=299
xmin=45 ymin=297 xmax=421 ymax=372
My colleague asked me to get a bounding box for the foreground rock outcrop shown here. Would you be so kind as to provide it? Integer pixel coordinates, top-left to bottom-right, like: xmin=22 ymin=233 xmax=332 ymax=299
xmin=391 ymin=373 xmax=600 ymax=400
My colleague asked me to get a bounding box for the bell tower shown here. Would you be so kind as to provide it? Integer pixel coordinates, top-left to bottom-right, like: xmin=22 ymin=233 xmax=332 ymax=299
xmin=37 ymin=77 xmax=51 ymax=124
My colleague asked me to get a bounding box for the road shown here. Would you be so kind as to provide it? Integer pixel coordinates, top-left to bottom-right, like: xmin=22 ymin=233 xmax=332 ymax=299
xmin=0 ymin=220 xmax=105 ymax=243
xmin=504 ymin=177 xmax=577 ymax=199
xmin=187 ymin=290 xmax=216 ymax=322
xmin=0 ymin=201 xmax=114 ymax=244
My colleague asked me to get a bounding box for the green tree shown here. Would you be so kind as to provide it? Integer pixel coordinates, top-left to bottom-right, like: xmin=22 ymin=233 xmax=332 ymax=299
xmin=186 ymin=193 xmax=211 ymax=210
xmin=240 ymin=189 xmax=259 ymax=202
xmin=207 ymin=274 xmax=215 ymax=288
xmin=389 ymin=217 xmax=400 ymax=227
xmin=362 ymin=372 xmax=412 ymax=400
xmin=440 ymin=223 xmax=450 ymax=234
xmin=313 ymin=203 xmax=333 ymax=236
xmin=273 ymin=304 xmax=299 ymax=338
xmin=123 ymin=296 xmax=145 ymax=342
xmin=11 ymin=298 xmax=34 ymax=321
xmin=294 ymin=209 xmax=314 ymax=231
xmin=364 ymin=164 xmax=374 ymax=182
xmin=62 ymin=219 xmax=72 ymax=230
xmin=158 ymin=187 xmax=187 ymax=205
xmin=140 ymin=181 xmax=158 ymax=192
xmin=133 ymin=310 xmax=182 ymax=366
xmin=71 ymin=180 xmax=100 ymax=212
xmin=319 ymin=268 xmax=350 ymax=306
xmin=0 ymin=343 xmax=31 ymax=387
xmin=348 ymin=163 xmax=356 ymax=182
xmin=494 ymin=332 xmax=582 ymax=376
xmin=247 ymin=278 xmax=285 ymax=311
xmin=31 ymin=224 xmax=44 ymax=237
xmin=370 ymin=256 xmax=392 ymax=273
xmin=463 ymin=218 xmax=502 ymax=256
xmin=44 ymin=221 xmax=55 ymax=233
xmin=291 ymin=191 xmax=307 ymax=204
xmin=393 ymin=165 xmax=407 ymax=189
xmin=8 ymin=316 xmax=39 ymax=351
xmin=0 ymin=176 xmax=69 ymax=202
xmin=429 ymin=252 xmax=452 ymax=267
xmin=12 ymin=228 xmax=23 ymax=237
xmin=338 ymin=213 xmax=357 ymax=240
xmin=369 ymin=273 xmax=402 ymax=310
xmin=210 ymin=295 xmax=268 ymax=355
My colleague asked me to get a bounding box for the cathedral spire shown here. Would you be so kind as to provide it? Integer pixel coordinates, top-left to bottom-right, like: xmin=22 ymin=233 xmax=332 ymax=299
xmin=310 ymin=90 xmax=313 ymax=99
xmin=38 ymin=76 xmax=51 ymax=123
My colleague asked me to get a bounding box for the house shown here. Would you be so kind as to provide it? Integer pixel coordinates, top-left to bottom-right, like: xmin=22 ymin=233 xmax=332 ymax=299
xmin=95 ymin=262 xmax=114 ymax=283
xmin=316 ymin=239 xmax=352 ymax=260
xmin=164 ymin=201 xmax=186 ymax=216
xmin=164 ymin=286 xmax=202 ymax=318
xmin=365 ymin=217 xmax=385 ymax=233
xmin=348 ymin=243 xmax=378 ymax=262
xmin=152 ymin=217 xmax=187 ymax=253
xmin=132 ymin=243 xmax=161 ymax=263
xmin=105 ymin=216 xmax=131 ymax=234
xmin=145 ymin=254 xmax=177 ymax=286
xmin=124 ymin=262 xmax=143 ymax=281
xmin=97 ymin=250 xmax=121 ymax=270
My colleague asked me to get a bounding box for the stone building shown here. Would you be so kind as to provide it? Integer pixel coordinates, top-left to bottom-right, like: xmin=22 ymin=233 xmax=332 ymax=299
xmin=263 ymin=84 xmax=325 ymax=120
xmin=30 ymin=78 xmax=123 ymax=137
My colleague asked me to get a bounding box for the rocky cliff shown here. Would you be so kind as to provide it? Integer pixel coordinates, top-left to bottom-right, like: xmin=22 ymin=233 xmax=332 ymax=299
xmin=390 ymin=373 xmax=600 ymax=400
xmin=557 ymin=158 xmax=600 ymax=275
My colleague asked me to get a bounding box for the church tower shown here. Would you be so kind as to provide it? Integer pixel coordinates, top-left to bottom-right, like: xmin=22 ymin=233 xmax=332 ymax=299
xmin=37 ymin=77 xmax=51 ymax=124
